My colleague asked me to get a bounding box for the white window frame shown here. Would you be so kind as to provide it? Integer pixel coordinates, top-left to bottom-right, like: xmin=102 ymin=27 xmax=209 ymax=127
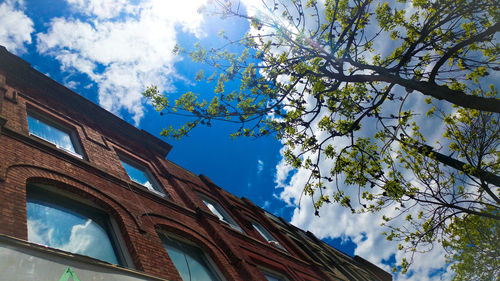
xmin=27 ymin=110 xmax=84 ymax=159
xmin=200 ymin=195 xmax=243 ymax=232
xmin=118 ymin=154 xmax=166 ymax=197
xmin=252 ymin=221 xmax=286 ymax=251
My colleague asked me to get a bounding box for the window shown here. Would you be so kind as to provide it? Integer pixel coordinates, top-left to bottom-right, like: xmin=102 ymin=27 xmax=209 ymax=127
xmin=201 ymin=196 xmax=242 ymax=232
xmin=261 ymin=270 xmax=288 ymax=281
xmin=252 ymin=222 xmax=286 ymax=251
xmin=27 ymin=111 xmax=83 ymax=158
xmin=159 ymin=233 xmax=222 ymax=281
xmin=119 ymin=155 xmax=165 ymax=196
xmin=26 ymin=184 xmax=128 ymax=266
xmin=264 ymin=211 xmax=285 ymax=226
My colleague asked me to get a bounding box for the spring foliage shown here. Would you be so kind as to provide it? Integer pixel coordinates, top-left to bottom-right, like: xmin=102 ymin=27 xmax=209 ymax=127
xmin=144 ymin=0 xmax=499 ymax=277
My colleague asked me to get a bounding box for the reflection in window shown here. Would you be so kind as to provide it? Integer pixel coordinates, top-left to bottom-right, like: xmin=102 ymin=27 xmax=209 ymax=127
xmin=201 ymin=197 xmax=242 ymax=232
xmin=27 ymin=113 xmax=82 ymax=158
xmin=159 ymin=234 xmax=221 ymax=281
xmin=119 ymin=156 xmax=165 ymax=196
xmin=252 ymin=222 xmax=286 ymax=251
xmin=26 ymin=185 xmax=124 ymax=265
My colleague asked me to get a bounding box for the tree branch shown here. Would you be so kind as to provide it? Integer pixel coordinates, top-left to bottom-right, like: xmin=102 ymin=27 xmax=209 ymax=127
xmin=328 ymin=67 xmax=500 ymax=113
xmin=430 ymin=22 xmax=500 ymax=82
xmin=416 ymin=144 xmax=500 ymax=198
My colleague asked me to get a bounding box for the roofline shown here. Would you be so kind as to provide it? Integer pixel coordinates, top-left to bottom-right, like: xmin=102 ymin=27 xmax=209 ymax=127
xmin=0 ymin=46 xmax=172 ymax=157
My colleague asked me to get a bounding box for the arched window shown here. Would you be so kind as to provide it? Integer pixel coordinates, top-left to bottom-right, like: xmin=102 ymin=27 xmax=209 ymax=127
xmin=26 ymin=184 xmax=128 ymax=266
xmin=158 ymin=232 xmax=223 ymax=281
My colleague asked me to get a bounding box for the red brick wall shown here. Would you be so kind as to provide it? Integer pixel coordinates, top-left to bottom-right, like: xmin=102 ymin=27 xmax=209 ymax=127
xmin=0 ymin=68 xmax=335 ymax=281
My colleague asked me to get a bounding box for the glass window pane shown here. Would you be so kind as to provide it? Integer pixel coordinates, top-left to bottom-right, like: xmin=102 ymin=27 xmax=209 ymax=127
xmin=203 ymin=200 xmax=226 ymax=222
xmin=120 ymin=159 xmax=164 ymax=195
xmin=161 ymin=237 xmax=221 ymax=281
xmin=253 ymin=222 xmax=285 ymax=250
xmin=202 ymin=199 xmax=242 ymax=232
xmin=27 ymin=197 xmax=120 ymax=265
xmin=265 ymin=211 xmax=285 ymax=226
xmin=264 ymin=274 xmax=280 ymax=281
xmin=121 ymin=160 xmax=151 ymax=186
xmin=27 ymin=114 xmax=77 ymax=154
xmin=253 ymin=223 xmax=274 ymax=242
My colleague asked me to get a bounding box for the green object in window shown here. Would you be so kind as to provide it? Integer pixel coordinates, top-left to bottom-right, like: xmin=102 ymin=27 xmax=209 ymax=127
xmin=58 ymin=267 xmax=81 ymax=281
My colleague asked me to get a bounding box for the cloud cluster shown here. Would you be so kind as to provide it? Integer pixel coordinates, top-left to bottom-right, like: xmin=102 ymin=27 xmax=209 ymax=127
xmin=0 ymin=0 xmax=34 ymax=54
xmin=272 ymin=93 xmax=454 ymax=280
xmin=36 ymin=0 xmax=208 ymax=124
xmin=271 ymin=88 xmax=453 ymax=281
xmin=277 ymin=166 xmax=453 ymax=281
xmin=66 ymin=0 xmax=136 ymax=19
xmin=28 ymin=217 xmax=119 ymax=264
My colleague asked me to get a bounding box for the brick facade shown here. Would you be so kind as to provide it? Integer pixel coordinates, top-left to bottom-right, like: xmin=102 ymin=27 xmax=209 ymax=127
xmin=0 ymin=46 xmax=391 ymax=281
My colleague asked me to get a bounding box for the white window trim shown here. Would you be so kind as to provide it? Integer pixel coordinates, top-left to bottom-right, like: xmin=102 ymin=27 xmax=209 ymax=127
xmin=252 ymin=221 xmax=286 ymax=251
xmin=27 ymin=110 xmax=84 ymax=159
xmin=199 ymin=195 xmax=243 ymax=232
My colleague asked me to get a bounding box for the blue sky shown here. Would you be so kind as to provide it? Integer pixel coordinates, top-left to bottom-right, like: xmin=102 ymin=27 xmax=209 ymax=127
xmin=0 ymin=0 xmax=458 ymax=280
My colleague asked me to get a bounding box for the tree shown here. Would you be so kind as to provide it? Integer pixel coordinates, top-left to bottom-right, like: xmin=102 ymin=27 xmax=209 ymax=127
xmin=444 ymin=207 xmax=499 ymax=281
xmin=144 ymin=0 xmax=500 ymax=276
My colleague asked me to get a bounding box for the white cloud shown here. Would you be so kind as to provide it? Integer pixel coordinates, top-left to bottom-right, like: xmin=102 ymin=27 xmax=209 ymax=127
xmin=65 ymin=80 xmax=79 ymax=89
xmin=276 ymin=148 xmax=452 ymax=281
xmin=275 ymin=147 xmax=293 ymax=190
xmin=0 ymin=0 xmax=34 ymax=54
xmin=64 ymin=219 xmax=94 ymax=254
xmin=262 ymin=200 xmax=270 ymax=209
xmin=66 ymin=0 xmax=136 ymax=19
xmin=36 ymin=0 xmax=208 ymax=124
xmin=272 ymin=95 xmax=455 ymax=281
xmin=257 ymin=159 xmax=264 ymax=174
xmin=27 ymin=219 xmax=53 ymax=246
xmin=271 ymin=87 xmax=452 ymax=281
xmin=28 ymin=217 xmax=119 ymax=264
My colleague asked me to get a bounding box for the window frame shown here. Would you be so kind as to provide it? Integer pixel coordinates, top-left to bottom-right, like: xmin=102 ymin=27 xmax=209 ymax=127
xmin=158 ymin=232 xmax=225 ymax=281
xmin=199 ymin=195 xmax=243 ymax=232
xmin=25 ymin=184 xmax=132 ymax=267
xmin=118 ymin=154 xmax=166 ymax=197
xmin=252 ymin=221 xmax=286 ymax=251
xmin=27 ymin=110 xmax=84 ymax=159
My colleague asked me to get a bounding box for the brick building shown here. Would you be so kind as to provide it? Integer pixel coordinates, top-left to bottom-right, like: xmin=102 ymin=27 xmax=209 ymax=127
xmin=0 ymin=46 xmax=391 ymax=281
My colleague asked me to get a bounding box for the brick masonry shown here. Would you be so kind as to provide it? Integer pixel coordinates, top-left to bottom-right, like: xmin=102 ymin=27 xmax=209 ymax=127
xmin=0 ymin=46 xmax=391 ymax=281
